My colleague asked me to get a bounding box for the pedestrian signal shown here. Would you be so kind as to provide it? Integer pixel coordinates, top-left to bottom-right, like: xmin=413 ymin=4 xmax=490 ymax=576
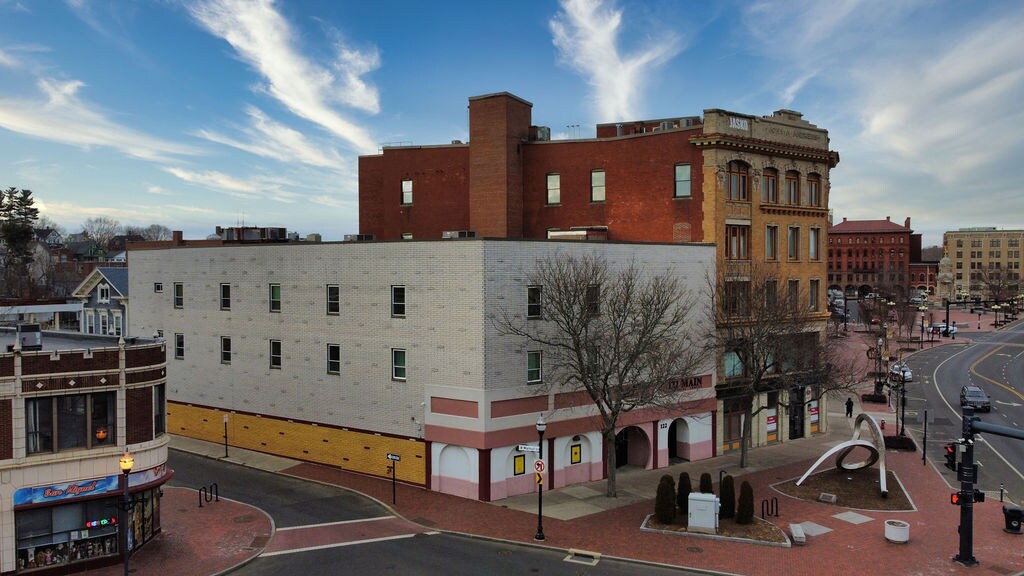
xmin=951 ymin=491 xmax=962 ymax=505
xmin=944 ymin=443 xmax=957 ymax=471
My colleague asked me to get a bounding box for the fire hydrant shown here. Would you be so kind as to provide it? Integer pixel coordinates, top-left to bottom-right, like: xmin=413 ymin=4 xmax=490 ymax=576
xmin=881 ymin=419 xmax=886 ymax=431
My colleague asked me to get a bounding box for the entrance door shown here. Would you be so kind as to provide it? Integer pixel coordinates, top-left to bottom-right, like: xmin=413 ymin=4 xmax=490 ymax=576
xmin=789 ymin=387 xmax=805 ymax=440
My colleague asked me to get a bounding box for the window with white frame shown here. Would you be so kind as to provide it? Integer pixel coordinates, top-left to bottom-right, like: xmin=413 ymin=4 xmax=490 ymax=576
xmin=97 ymin=284 xmax=110 ymax=303
xmin=174 ymin=333 xmax=184 ymax=359
xmin=392 ymin=348 xmax=407 ymax=380
xmin=220 ymin=283 xmax=231 ymax=310
xmin=84 ymin=311 xmax=95 ymax=334
xmin=674 ymin=164 xmax=691 ymax=198
xmin=153 ymin=282 xmax=163 ymax=293
xmin=327 ymin=284 xmax=340 ymax=315
xmin=221 ymin=337 xmax=231 ymax=364
xmin=327 ymin=344 xmax=340 ymax=374
xmin=269 ymin=284 xmax=281 ymax=312
xmin=527 ymin=351 xmax=542 ymax=383
xmin=111 ymin=314 xmax=122 ymax=336
xmin=391 ymin=285 xmax=406 ymax=317
xmin=269 ymin=339 xmax=282 ymax=368
xmin=546 ymin=173 xmax=560 ymax=204
xmin=99 ymin=313 xmax=108 ymax=335
xmin=591 ymin=169 xmax=606 ymax=202
xmin=527 ymin=285 xmax=542 ymax=318
xmin=173 ymin=283 xmax=183 ymax=308
xmin=401 ymin=179 xmax=413 ymax=204
xmin=809 ymin=228 xmax=820 ymax=261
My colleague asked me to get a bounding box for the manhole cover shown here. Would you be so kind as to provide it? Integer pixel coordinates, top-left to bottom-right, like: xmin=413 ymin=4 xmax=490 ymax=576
xmin=233 ymin=514 xmax=257 ymax=524
xmin=686 ymin=546 xmax=703 ymax=553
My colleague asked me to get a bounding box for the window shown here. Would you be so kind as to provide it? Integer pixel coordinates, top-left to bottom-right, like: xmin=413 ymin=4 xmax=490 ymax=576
xmin=99 ymin=314 xmax=108 ymax=335
xmin=762 ymin=168 xmax=778 ymax=203
xmin=591 ymin=169 xmax=606 ymax=202
xmin=112 ymin=314 xmax=122 ymax=336
xmin=546 ymin=173 xmax=560 ymax=204
xmin=807 ymin=174 xmax=821 ymax=206
xmin=765 ymin=279 xmax=778 ymax=307
xmin=401 ymin=179 xmax=413 ymax=204
xmin=97 ymin=284 xmax=110 ymax=304
xmin=154 ymin=282 xmax=163 ymax=293
xmin=585 ymin=284 xmax=601 ymax=315
xmin=724 ymin=351 xmax=745 ymax=378
xmin=221 ymin=337 xmax=231 ymax=364
xmin=401 ymin=232 xmax=413 ymax=240
xmin=327 ymin=344 xmax=341 ymax=374
xmin=787 ymin=280 xmax=799 ymax=312
xmin=269 ymin=284 xmax=281 ymax=312
xmin=220 ymin=283 xmax=231 ymax=310
xmin=809 ymin=228 xmax=820 ymax=260
xmin=174 ymin=333 xmax=184 ymax=359
xmin=766 ymin=226 xmax=779 ymax=260
xmin=785 ymin=171 xmax=800 ymax=204
xmin=327 ymin=284 xmax=340 ymax=315
xmin=674 ymin=164 xmax=691 ymax=198
xmin=154 ymin=384 xmax=166 ymax=436
xmin=788 ymin=227 xmax=800 ymax=260
xmin=527 ymin=351 xmax=542 ymax=383
xmin=724 ymin=281 xmax=750 ymax=315
xmin=809 ymin=279 xmax=820 ymax=311
xmin=392 ymin=348 xmax=406 ymax=380
xmin=173 ymin=283 xmax=183 ymax=308
xmin=391 ymin=285 xmax=406 ymax=317
xmin=26 ymin=392 xmax=116 ymax=454
xmin=726 ymin=161 xmax=748 ymax=201
xmin=726 ymin=225 xmax=749 ymax=260
xmin=269 ymin=339 xmax=282 ymax=369
xmin=527 ymin=285 xmax=542 ymax=318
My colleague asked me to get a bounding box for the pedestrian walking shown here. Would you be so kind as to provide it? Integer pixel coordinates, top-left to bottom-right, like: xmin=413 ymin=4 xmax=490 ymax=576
xmin=845 ymin=397 xmax=854 ymax=418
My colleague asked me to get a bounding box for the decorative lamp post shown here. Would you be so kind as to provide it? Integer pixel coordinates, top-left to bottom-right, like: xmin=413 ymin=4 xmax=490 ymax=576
xmin=534 ymin=414 xmax=547 ymax=541
xmin=993 ymin=304 xmax=1001 ymax=327
xmin=119 ymin=452 xmax=135 ymax=576
xmin=874 ymin=336 xmax=886 ymax=395
xmin=919 ymin=306 xmax=927 ymax=349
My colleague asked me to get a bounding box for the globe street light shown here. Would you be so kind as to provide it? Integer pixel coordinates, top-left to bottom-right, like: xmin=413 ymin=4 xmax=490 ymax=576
xmin=919 ymin=306 xmax=927 ymax=349
xmin=993 ymin=304 xmax=1001 ymax=328
xmin=534 ymin=414 xmax=547 ymax=541
xmin=119 ymin=452 xmax=134 ymax=576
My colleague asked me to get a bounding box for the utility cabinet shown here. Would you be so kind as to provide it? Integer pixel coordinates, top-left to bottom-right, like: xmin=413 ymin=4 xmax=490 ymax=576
xmin=688 ymin=492 xmax=720 ymax=534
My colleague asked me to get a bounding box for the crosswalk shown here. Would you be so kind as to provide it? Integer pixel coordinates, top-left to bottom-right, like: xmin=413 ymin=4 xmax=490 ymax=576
xmin=261 ymin=516 xmax=430 ymax=557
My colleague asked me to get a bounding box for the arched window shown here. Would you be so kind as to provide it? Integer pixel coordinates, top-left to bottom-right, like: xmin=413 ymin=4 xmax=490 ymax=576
xmin=727 ymin=161 xmax=749 ymax=201
xmin=785 ymin=170 xmax=800 ymax=204
xmin=761 ymin=168 xmax=778 ymax=203
xmin=807 ymin=173 xmax=821 ymax=206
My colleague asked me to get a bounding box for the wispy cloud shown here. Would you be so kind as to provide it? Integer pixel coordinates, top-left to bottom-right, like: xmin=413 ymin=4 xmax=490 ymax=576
xmin=164 ymin=166 xmax=301 ymax=204
xmin=550 ymin=0 xmax=682 ymax=121
xmin=146 ymin=185 xmax=173 ymax=196
xmin=0 ymin=78 xmax=200 ymax=162
xmin=195 ymin=105 xmax=348 ymax=170
xmin=0 ymin=49 xmax=16 ymax=68
xmin=65 ymin=0 xmax=144 ymax=58
xmin=188 ymin=0 xmax=379 ymax=153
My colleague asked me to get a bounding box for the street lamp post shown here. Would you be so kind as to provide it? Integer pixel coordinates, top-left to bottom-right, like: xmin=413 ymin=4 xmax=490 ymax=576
xmin=534 ymin=415 xmax=546 ymax=541
xmin=993 ymin=304 xmax=1001 ymax=327
xmin=919 ymin=306 xmax=927 ymax=350
xmin=119 ymin=452 xmax=134 ymax=576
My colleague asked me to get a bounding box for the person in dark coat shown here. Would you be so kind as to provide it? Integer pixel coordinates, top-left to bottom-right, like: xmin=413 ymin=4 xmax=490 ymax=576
xmin=845 ymin=397 xmax=854 ymax=418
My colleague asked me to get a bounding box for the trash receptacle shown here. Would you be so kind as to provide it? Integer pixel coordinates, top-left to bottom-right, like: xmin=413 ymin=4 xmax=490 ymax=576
xmin=1003 ymin=505 xmax=1023 ymax=534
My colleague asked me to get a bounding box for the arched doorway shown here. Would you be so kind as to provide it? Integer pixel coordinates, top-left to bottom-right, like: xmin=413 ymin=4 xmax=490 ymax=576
xmin=614 ymin=426 xmax=650 ymax=468
xmin=437 ymin=444 xmax=473 ymax=498
xmin=667 ymin=418 xmax=691 ymax=462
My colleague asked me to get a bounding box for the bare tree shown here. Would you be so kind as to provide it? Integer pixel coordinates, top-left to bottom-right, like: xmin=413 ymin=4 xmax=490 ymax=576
xmin=707 ymin=265 xmax=862 ymax=468
xmin=81 ymin=217 xmax=121 ymax=251
xmin=975 ymin=267 xmax=1019 ymax=302
xmin=124 ymin=224 xmax=172 ymax=241
xmin=494 ymin=253 xmax=710 ymax=498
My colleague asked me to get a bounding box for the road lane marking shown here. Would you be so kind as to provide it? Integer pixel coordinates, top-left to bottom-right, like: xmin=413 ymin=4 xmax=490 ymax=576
xmin=276 ymin=516 xmax=394 ymax=531
xmin=260 ymin=533 xmax=419 ymax=557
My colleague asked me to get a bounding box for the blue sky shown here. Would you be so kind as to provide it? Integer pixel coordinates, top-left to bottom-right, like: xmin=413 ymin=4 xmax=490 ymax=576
xmin=1 ymin=0 xmax=1022 ymax=246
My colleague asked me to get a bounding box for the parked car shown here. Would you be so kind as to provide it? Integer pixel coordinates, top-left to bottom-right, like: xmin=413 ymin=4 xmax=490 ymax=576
xmin=960 ymin=385 xmax=991 ymax=412
xmin=890 ymin=362 xmax=913 ymax=382
xmin=934 ymin=323 xmax=958 ymax=335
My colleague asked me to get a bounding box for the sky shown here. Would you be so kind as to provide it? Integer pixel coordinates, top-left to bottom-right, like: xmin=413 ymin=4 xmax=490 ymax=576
xmin=1 ymin=0 xmax=1023 ymax=246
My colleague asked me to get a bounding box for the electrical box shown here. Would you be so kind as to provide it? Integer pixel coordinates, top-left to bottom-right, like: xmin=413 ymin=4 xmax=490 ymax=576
xmin=688 ymin=492 xmax=720 ymax=534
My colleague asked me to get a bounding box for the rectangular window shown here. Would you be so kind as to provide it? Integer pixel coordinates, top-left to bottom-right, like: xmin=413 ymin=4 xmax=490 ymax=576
xmin=327 ymin=344 xmax=341 ymax=374
xmin=785 ymin=172 xmax=800 ymax=204
xmin=326 ymin=284 xmax=340 ymax=315
xmin=392 ymin=348 xmax=407 ymax=380
xmin=762 ymin=170 xmax=778 ymax=203
xmin=724 ymin=351 xmax=745 ymax=378
xmin=401 ymin=179 xmax=413 ymax=204
xmin=674 ymin=164 xmax=691 ymax=198
xmin=391 ymin=285 xmax=406 ymax=317
xmin=220 ymin=283 xmax=231 ymax=310
xmin=726 ymin=225 xmax=749 ymax=260
xmin=99 ymin=313 xmax=108 ymax=335
xmin=97 ymin=284 xmax=110 ymax=304
xmin=527 ymin=285 xmax=542 ymax=318
xmin=788 ymin=227 xmax=800 ymax=260
xmin=154 ymin=384 xmax=166 ymax=436
xmin=154 ymin=282 xmax=163 ymax=293
xmin=173 ymin=283 xmax=183 ymax=308
xmin=174 ymin=333 xmax=184 ymax=359
xmin=591 ymin=169 xmax=606 ymax=202
xmin=220 ymin=337 xmax=231 ymax=364
xmin=765 ymin=279 xmax=778 ymax=308
xmin=725 ymin=281 xmax=750 ymax=315
xmin=527 ymin=351 xmax=542 ymax=383
xmin=809 ymin=279 xmax=820 ymax=311
xmin=809 ymin=228 xmax=820 ymax=260
xmin=788 ymin=280 xmax=800 ymax=312
xmin=401 ymin=232 xmax=413 ymax=240
xmin=269 ymin=339 xmax=282 ymax=369
xmin=269 ymin=284 xmax=281 ymax=312
xmin=766 ymin=225 xmax=779 ymax=260
xmin=807 ymin=176 xmax=821 ymax=206
xmin=586 ymin=284 xmax=601 ymax=315
xmin=546 ymin=173 xmax=560 ymax=204
xmin=112 ymin=315 xmax=122 ymax=336
xmin=26 ymin=392 xmax=116 ymax=454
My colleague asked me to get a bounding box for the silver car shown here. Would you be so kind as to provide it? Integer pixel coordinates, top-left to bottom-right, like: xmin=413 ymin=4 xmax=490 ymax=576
xmin=960 ymin=385 xmax=991 ymax=412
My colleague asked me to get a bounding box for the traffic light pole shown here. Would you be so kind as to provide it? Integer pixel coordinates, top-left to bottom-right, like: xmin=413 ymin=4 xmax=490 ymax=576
xmin=954 ymin=406 xmax=1024 ymax=566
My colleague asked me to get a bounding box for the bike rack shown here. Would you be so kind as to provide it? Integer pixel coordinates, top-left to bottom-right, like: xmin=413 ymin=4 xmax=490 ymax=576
xmin=198 ymin=483 xmax=219 ymax=508
xmin=761 ymin=496 xmax=779 ymax=519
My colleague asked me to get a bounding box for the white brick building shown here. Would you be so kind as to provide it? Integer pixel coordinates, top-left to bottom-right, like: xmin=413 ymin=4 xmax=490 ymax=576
xmin=128 ymin=238 xmax=716 ymax=500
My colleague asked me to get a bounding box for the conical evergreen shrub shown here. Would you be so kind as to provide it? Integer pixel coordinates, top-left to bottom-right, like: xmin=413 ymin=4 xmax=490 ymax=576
xmin=737 ymin=480 xmax=755 ymax=524
xmin=655 ymin=474 xmax=676 ymax=524
xmin=719 ymin=474 xmax=736 ymax=519
xmin=677 ymin=471 xmax=692 ymax=520
xmin=699 ymin=472 xmax=713 ymax=494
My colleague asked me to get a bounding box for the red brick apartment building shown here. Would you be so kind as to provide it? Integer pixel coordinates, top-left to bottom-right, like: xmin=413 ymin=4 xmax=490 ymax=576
xmin=827 ymin=216 xmax=932 ymax=299
xmin=358 ymin=92 xmax=840 ymax=455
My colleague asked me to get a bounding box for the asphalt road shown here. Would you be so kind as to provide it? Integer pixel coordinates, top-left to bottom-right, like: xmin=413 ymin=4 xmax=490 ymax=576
xmin=167 ymin=450 xmax=708 ymax=576
xmin=898 ymin=322 xmax=1024 ymax=503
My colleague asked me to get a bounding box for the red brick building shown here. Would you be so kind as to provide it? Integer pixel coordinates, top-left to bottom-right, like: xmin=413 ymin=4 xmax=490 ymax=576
xmin=827 ymin=216 xmax=927 ymax=299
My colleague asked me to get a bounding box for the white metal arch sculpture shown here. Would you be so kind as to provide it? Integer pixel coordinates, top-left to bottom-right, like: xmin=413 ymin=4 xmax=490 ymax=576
xmin=795 ymin=413 xmax=888 ymax=497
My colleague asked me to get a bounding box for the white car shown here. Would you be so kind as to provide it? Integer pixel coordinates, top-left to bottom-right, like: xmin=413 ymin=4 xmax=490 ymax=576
xmin=889 ymin=362 xmax=912 ymax=382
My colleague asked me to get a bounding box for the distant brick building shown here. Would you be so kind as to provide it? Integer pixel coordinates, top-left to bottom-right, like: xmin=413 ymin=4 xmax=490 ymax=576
xmin=827 ymin=216 xmax=926 ymax=299
xmin=359 ymin=92 xmax=840 ymax=455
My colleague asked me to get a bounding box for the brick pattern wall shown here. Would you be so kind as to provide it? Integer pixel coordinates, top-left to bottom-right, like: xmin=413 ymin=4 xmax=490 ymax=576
xmin=0 ymin=356 xmax=12 ymax=377
xmin=0 ymin=399 xmax=11 ymax=460
xmin=126 ymin=387 xmax=154 ymax=444
xmin=20 ymin=349 xmax=119 ymax=375
xmin=126 ymin=344 xmax=167 ymax=369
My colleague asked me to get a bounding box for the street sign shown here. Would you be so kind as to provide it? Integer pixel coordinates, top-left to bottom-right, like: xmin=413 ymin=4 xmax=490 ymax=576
xmin=386 ymin=453 xmax=401 ymax=462
xmin=517 ymin=444 xmax=540 ymax=453
xmin=534 ymin=459 xmax=546 ymax=473
xmin=535 ymin=472 xmax=543 ymax=485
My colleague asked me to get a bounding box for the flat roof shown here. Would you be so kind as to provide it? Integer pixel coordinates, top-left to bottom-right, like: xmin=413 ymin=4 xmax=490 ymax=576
xmin=0 ymin=328 xmax=161 ymax=353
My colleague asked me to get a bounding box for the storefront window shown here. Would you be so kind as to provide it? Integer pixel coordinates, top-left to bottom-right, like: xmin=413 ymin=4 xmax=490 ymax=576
xmin=26 ymin=392 xmax=116 ymax=454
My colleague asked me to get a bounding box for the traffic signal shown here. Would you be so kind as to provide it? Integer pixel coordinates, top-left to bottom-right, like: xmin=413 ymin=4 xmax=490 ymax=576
xmin=944 ymin=443 xmax=957 ymax=471
xmin=951 ymin=491 xmax=962 ymax=505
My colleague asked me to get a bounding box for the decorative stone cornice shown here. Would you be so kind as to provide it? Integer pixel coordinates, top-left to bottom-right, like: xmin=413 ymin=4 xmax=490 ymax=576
xmin=692 ymin=133 xmax=840 ymax=167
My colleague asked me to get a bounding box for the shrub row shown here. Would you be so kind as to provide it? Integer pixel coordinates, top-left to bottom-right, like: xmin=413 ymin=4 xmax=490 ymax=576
xmin=655 ymin=471 xmax=755 ymax=525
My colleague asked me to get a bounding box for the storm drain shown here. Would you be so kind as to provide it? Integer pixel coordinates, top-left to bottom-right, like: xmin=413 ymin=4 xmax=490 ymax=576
xmin=564 ymin=548 xmax=601 ymax=566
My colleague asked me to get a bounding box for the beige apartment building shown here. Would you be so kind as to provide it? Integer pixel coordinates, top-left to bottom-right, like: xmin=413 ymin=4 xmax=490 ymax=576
xmin=941 ymin=228 xmax=1024 ymax=301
